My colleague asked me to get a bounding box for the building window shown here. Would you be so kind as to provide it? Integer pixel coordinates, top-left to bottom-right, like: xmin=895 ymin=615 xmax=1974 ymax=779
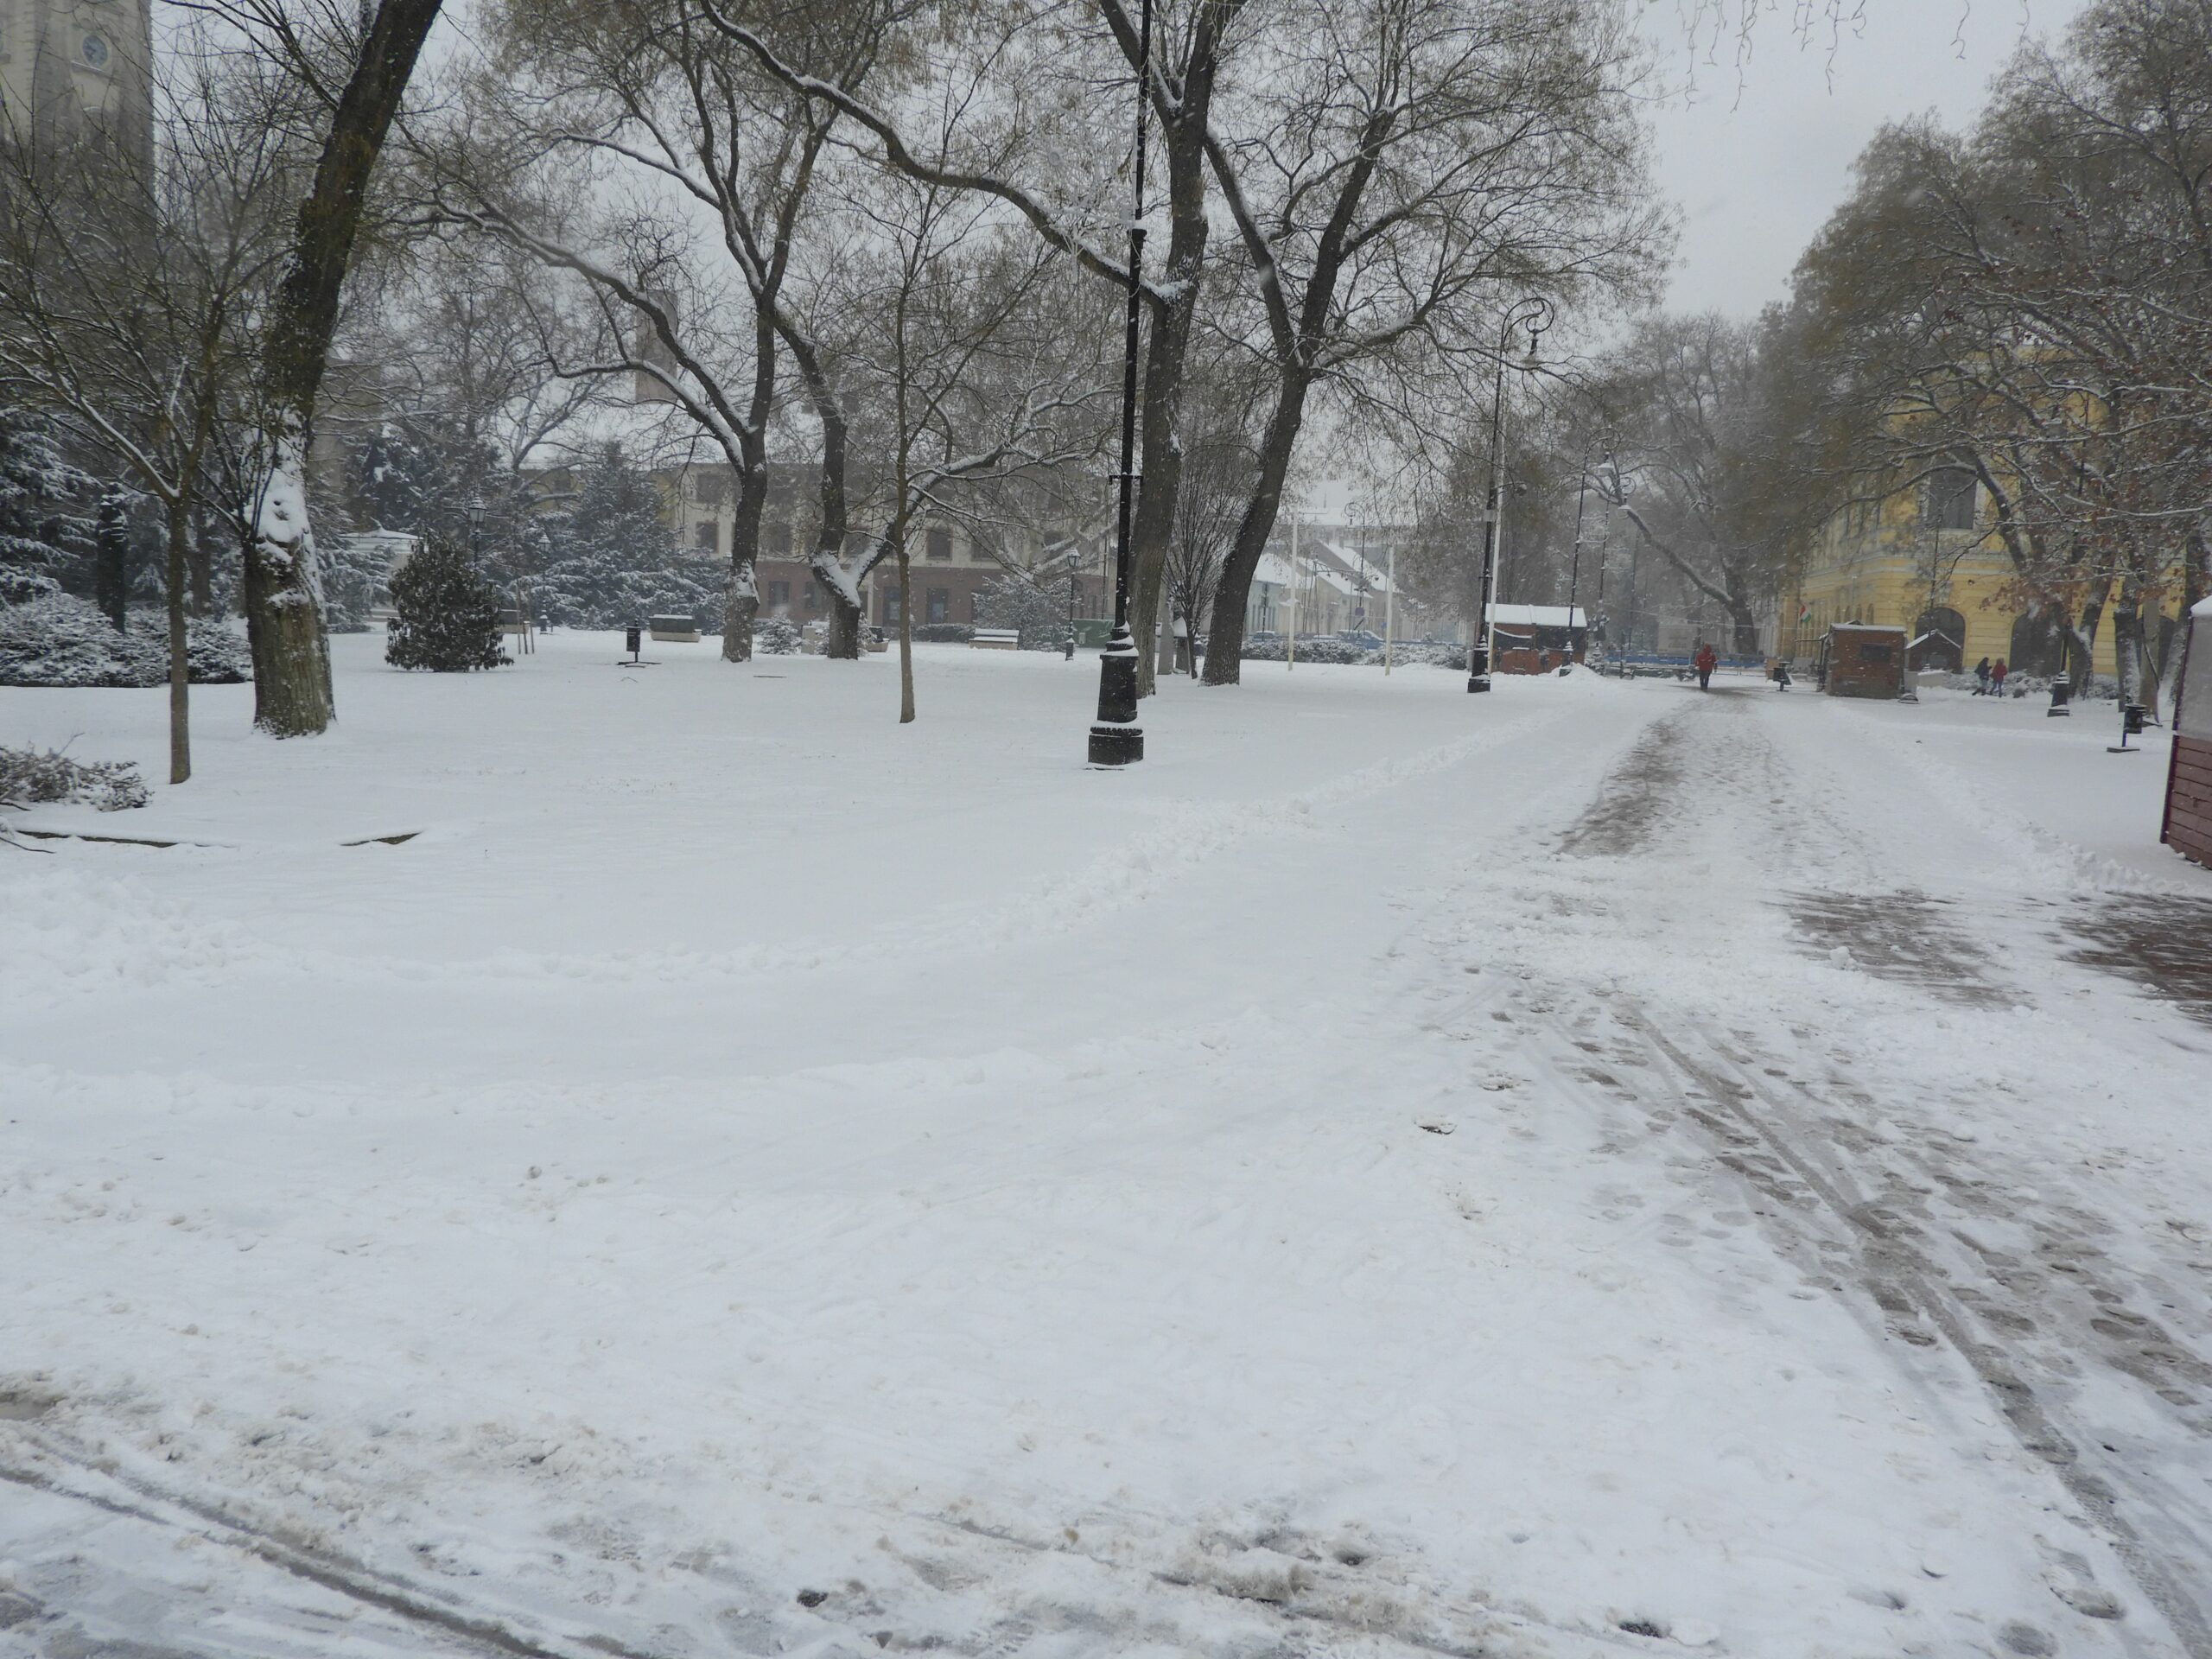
xmin=804 ymin=582 xmax=818 ymax=610
xmin=81 ymin=31 xmax=111 ymax=67
xmin=925 ymin=527 xmax=953 ymax=561
xmin=767 ymin=580 xmax=790 ymax=609
xmin=1925 ymin=468 xmax=1976 ymax=531
xmin=765 ymin=520 xmax=792 ymax=556
xmin=883 ymin=588 xmax=902 ymax=623
xmin=926 ymin=588 xmax=950 ymax=624
xmin=695 ymin=521 xmax=717 ymax=553
xmin=969 ymin=590 xmax=984 ymax=623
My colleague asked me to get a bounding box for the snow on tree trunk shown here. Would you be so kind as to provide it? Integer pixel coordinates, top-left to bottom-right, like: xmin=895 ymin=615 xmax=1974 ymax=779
xmin=243 ymin=431 xmax=335 ymax=735
xmin=243 ymin=0 xmax=446 ymax=736
xmin=723 ymin=557 xmax=758 ymax=664
xmin=823 ymin=588 xmax=862 ymax=658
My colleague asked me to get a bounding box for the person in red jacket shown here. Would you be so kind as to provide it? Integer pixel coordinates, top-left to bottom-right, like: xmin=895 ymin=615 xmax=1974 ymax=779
xmin=1694 ymin=641 xmax=1718 ymax=690
xmin=1992 ymin=658 xmax=2009 ymax=696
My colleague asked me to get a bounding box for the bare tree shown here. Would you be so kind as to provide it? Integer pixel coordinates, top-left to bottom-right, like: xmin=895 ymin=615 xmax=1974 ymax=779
xmin=1198 ymin=0 xmax=1663 ymax=682
xmin=0 ymin=35 xmax=301 ymax=781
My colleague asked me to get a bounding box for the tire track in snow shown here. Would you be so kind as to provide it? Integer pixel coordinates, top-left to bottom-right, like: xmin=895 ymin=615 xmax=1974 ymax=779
xmin=1528 ymin=690 xmax=2212 ymax=1657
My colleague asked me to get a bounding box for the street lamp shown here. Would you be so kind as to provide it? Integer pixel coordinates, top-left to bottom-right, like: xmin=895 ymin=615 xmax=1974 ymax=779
xmin=1561 ymin=442 xmax=1599 ymax=674
xmin=1087 ymin=0 xmax=1153 ymax=767
xmin=465 ymin=491 xmax=486 ymax=561
xmin=1470 ymin=296 xmax=1553 ymax=693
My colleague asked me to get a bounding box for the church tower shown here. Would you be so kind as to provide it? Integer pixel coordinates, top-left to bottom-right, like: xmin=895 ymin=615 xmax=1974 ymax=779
xmin=0 ymin=0 xmax=153 ymax=171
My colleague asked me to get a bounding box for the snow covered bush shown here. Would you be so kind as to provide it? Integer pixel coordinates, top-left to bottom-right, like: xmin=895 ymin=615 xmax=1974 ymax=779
xmin=976 ymin=573 xmax=1073 ymax=650
xmin=911 ymin=622 xmax=975 ymax=643
xmin=384 ymin=534 xmax=509 ymax=672
xmin=0 ymin=594 xmax=250 ymax=687
xmin=0 ymin=745 xmax=149 ymax=812
xmin=755 ymin=617 xmax=802 ymax=655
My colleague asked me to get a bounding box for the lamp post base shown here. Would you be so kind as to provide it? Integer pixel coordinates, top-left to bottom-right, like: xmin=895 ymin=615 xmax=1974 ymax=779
xmin=1465 ymin=674 xmax=1492 ymax=694
xmin=1088 ymin=724 xmax=1145 ymax=766
xmin=1089 ymin=626 xmax=1145 ymax=766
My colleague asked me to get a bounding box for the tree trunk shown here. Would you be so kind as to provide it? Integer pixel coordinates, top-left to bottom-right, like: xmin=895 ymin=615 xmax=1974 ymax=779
xmin=897 ymin=547 xmax=915 ymax=722
xmin=721 ymin=448 xmax=767 ymax=664
xmin=166 ymin=497 xmax=191 ymax=784
xmin=1727 ymin=593 xmax=1760 ymax=658
xmin=244 ymin=0 xmax=445 ymax=736
xmin=1203 ymin=370 xmax=1312 ymax=685
xmin=822 ymin=587 xmax=862 ymax=658
xmin=94 ymin=492 xmax=128 ymax=632
xmin=781 ymin=327 xmax=860 ymax=660
xmin=188 ymin=509 xmax=215 ymax=616
xmin=1127 ymin=93 xmax=1211 ymax=700
xmin=721 ymin=315 xmax=778 ymax=664
xmin=2067 ymin=578 xmax=2110 ymax=691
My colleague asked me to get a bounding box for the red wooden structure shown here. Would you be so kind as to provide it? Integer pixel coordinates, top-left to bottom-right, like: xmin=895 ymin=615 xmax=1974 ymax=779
xmin=2165 ymin=600 xmax=2212 ymax=871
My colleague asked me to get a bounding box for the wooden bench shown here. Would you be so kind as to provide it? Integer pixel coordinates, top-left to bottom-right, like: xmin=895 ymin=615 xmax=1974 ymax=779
xmin=650 ymin=614 xmax=702 ymax=643
xmin=970 ymin=628 xmax=1020 ymax=650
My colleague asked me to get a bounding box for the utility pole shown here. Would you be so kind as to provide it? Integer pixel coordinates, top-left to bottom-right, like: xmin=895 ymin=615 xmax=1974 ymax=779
xmin=1471 ymin=297 xmax=1553 ymax=693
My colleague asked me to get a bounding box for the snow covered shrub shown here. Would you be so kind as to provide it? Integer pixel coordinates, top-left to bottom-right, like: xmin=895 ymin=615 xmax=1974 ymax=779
xmin=755 ymin=617 xmax=802 ymax=655
xmin=0 ymin=745 xmax=149 ymax=811
xmin=1239 ymin=635 xmax=1381 ymax=665
xmin=385 ymin=534 xmax=508 ymax=672
xmin=0 ymin=594 xmax=250 ymax=687
xmin=976 ymin=573 xmax=1073 ymax=650
xmin=911 ymin=622 xmax=975 ymax=643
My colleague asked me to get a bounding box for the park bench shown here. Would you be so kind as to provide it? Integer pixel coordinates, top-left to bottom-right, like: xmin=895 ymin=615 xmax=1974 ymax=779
xmin=650 ymin=614 xmax=702 ymax=643
xmin=970 ymin=628 xmax=1020 ymax=650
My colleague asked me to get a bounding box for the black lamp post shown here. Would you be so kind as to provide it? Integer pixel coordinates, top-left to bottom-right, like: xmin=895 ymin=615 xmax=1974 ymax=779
xmin=1469 ymin=296 xmax=1552 ymax=693
xmin=1088 ymin=0 xmax=1153 ymax=766
xmin=465 ymin=491 xmax=486 ymax=562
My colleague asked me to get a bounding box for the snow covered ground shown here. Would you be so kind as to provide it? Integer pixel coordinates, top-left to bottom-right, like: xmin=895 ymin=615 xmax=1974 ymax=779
xmin=4 ymin=635 xmax=2211 ymax=1659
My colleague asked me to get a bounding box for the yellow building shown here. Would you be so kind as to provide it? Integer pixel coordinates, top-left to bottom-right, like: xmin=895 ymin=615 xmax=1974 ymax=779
xmin=1777 ymin=467 xmax=2180 ymax=678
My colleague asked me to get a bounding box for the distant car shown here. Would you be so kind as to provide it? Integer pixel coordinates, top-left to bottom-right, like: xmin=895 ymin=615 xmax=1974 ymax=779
xmin=1336 ymin=629 xmax=1385 ymax=651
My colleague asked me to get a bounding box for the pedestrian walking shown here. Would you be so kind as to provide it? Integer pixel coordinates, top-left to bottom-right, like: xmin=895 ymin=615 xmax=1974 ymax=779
xmin=1694 ymin=641 xmax=1717 ymax=690
xmin=1974 ymin=656 xmax=1992 ymax=695
xmin=1992 ymin=658 xmax=2009 ymax=696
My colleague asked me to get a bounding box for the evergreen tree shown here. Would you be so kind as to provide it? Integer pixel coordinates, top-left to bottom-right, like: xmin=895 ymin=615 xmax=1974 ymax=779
xmin=976 ymin=572 xmax=1076 ymax=651
xmin=0 ymin=410 xmax=92 ymax=606
xmin=384 ymin=533 xmax=509 ymax=671
xmin=532 ymin=442 xmax=721 ymax=629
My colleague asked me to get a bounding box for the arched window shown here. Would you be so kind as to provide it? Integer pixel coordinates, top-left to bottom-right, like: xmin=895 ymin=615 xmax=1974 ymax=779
xmin=1911 ymin=607 xmax=1966 ymax=672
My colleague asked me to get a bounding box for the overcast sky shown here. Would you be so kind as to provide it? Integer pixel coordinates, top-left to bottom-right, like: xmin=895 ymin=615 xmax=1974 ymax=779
xmin=1641 ymin=0 xmax=2092 ymax=319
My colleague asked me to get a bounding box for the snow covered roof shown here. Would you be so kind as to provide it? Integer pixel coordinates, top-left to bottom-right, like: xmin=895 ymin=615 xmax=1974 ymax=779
xmin=1486 ymin=604 xmax=1586 ymax=628
xmin=1829 ymin=622 xmax=1905 ymax=634
xmin=1253 ymin=554 xmax=1295 ymax=588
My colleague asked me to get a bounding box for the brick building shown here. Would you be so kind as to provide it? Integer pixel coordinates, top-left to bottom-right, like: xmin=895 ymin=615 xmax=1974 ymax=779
xmin=658 ymin=460 xmax=1111 ymax=627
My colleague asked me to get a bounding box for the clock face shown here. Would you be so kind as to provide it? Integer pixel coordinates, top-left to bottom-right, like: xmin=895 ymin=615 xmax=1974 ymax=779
xmin=81 ymin=31 xmax=109 ymax=66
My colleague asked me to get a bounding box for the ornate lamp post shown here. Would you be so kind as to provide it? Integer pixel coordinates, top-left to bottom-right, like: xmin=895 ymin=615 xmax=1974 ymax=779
xmin=1087 ymin=0 xmax=1153 ymax=766
xmin=1470 ymin=296 xmax=1552 ymax=693
xmin=465 ymin=491 xmax=486 ymax=563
